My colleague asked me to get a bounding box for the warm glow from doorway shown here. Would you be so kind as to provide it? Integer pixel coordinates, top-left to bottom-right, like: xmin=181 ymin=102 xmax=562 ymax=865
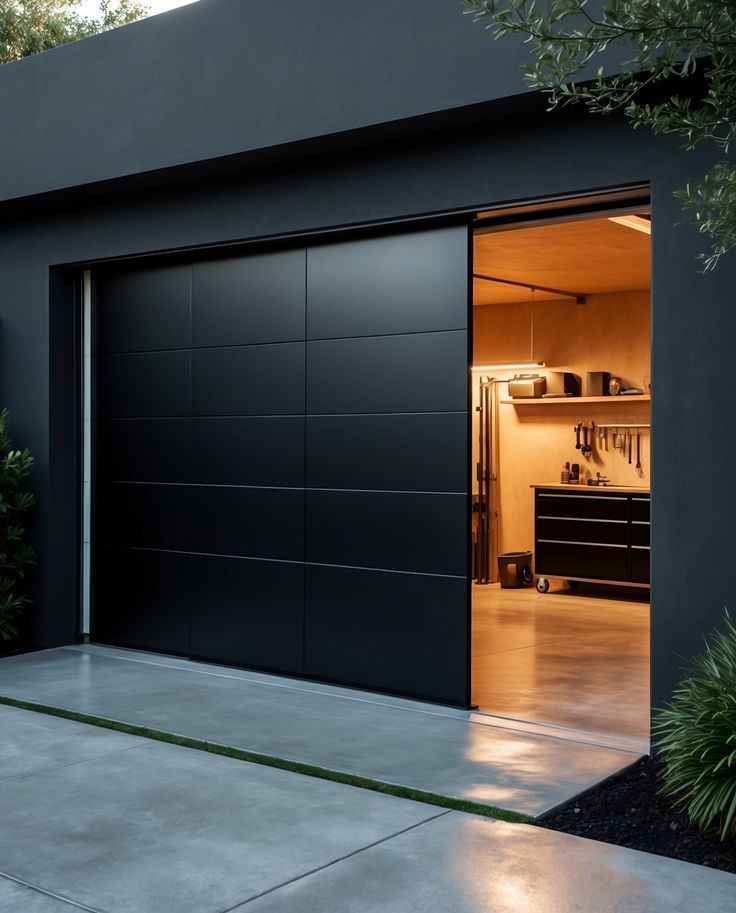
xmin=608 ymin=215 xmax=651 ymax=235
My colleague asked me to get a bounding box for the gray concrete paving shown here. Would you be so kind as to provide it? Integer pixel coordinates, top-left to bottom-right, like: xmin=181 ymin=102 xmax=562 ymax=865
xmin=0 ymin=645 xmax=643 ymax=816
xmin=0 ymin=875 xmax=88 ymax=912
xmin=0 ymin=703 xmax=145 ymax=785
xmin=0 ymin=704 xmax=733 ymax=913
xmin=0 ymin=705 xmax=442 ymax=913
xmin=238 ymin=813 xmax=736 ymax=913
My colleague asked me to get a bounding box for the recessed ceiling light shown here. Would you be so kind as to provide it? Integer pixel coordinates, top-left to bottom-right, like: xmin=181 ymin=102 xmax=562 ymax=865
xmin=609 ymin=215 xmax=651 ymax=235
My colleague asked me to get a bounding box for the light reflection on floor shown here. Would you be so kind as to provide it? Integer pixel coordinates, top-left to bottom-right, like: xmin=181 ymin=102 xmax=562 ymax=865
xmin=472 ymin=581 xmax=650 ymax=741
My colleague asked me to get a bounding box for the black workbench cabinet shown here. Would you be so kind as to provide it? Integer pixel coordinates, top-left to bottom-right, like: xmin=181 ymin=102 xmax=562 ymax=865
xmin=91 ymin=225 xmax=471 ymax=705
xmin=534 ymin=488 xmax=651 ymax=586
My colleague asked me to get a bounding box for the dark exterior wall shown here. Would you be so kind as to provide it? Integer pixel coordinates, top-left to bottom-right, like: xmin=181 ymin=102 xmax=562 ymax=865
xmin=1 ymin=97 xmax=734 ymax=710
xmin=0 ymin=0 xmax=530 ymax=203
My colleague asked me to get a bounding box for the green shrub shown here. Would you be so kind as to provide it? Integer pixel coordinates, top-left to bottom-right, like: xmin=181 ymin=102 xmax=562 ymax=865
xmin=0 ymin=410 xmax=35 ymax=641
xmin=654 ymin=611 xmax=736 ymax=841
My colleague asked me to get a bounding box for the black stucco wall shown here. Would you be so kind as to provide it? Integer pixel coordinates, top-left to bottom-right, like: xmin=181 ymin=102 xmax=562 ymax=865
xmin=0 ymin=0 xmax=530 ymax=203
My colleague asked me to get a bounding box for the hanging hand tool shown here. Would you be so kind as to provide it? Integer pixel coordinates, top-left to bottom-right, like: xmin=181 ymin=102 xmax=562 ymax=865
xmin=575 ymin=423 xmax=581 ymax=450
xmin=582 ymin=423 xmax=590 ymax=456
xmin=636 ymin=432 xmax=642 ymax=477
xmin=628 ymin=430 xmax=632 ymax=464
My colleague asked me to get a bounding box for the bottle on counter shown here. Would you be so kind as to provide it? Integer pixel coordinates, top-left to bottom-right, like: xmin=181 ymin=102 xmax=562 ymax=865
xmin=561 ymin=461 xmax=570 ymax=484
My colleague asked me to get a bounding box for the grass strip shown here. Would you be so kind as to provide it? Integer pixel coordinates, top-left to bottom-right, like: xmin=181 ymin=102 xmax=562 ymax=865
xmin=0 ymin=693 xmax=533 ymax=825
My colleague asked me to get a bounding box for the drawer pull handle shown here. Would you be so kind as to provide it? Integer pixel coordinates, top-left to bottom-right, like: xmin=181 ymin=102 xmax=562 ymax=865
xmin=538 ymin=539 xmax=628 ymax=549
xmin=632 ymin=497 xmax=650 ymax=502
xmin=538 ymin=494 xmax=627 ymax=501
xmin=632 ymin=520 xmax=650 ymax=526
xmin=538 ymin=516 xmax=627 ymax=524
xmin=632 ymin=545 xmax=651 ymax=551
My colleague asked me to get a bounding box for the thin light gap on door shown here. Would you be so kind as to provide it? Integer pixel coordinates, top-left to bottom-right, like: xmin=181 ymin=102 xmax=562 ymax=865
xmin=188 ymin=263 xmax=193 ymax=658
xmin=302 ymin=248 xmax=308 ymax=675
xmin=80 ymin=270 xmax=92 ymax=635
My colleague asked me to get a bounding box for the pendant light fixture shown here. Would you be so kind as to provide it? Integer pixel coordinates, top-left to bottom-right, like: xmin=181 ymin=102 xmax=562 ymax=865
xmin=472 ymin=285 xmax=546 ymax=372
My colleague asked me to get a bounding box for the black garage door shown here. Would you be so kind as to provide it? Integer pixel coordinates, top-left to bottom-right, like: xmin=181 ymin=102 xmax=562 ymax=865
xmin=92 ymin=225 xmax=470 ymax=704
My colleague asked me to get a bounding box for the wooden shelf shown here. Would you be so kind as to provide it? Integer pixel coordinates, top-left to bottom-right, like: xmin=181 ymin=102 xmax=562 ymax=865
xmin=501 ymin=395 xmax=651 ymax=406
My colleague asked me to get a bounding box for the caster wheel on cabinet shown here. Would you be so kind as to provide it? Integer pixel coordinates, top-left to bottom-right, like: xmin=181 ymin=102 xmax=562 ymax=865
xmin=536 ymin=578 xmax=550 ymax=594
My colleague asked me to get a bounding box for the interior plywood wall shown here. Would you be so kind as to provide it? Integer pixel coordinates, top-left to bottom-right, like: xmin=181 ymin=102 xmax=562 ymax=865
xmin=473 ymin=290 xmax=651 ymax=556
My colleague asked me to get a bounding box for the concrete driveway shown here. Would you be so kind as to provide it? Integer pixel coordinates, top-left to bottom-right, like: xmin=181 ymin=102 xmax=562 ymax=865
xmin=0 ymin=703 xmax=734 ymax=913
xmin=0 ymin=645 xmax=644 ymax=817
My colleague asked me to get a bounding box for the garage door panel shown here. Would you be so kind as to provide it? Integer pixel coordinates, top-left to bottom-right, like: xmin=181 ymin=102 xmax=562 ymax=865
xmin=97 ymin=265 xmax=191 ymax=354
xmin=306 ymin=413 xmax=467 ymax=493
xmin=93 ymin=547 xmax=190 ymax=655
xmin=305 ymin=565 xmax=467 ymax=704
xmin=93 ymin=225 xmax=469 ymax=705
xmin=191 ymin=343 xmax=305 ymax=416
xmin=306 ymin=331 xmax=467 ymax=415
xmin=97 ymin=482 xmax=189 ymax=551
xmin=100 ymin=351 xmax=190 ymax=418
xmin=190 ymin=486 xmax=303 ymax=561
xmin=191 ymin=251 xmax=306 ymax=347
xmin=191 ymin=416 xmax=304 ymax=487
xmin=307 ymin=228 xmax=468 ymax=339
xmin=97 ymin=419 xmax=189 ymax=483
xmin=190 ymin=555 xmax=303 ymax=672
xmin=306 ymin=490 xmax=467 ymax=577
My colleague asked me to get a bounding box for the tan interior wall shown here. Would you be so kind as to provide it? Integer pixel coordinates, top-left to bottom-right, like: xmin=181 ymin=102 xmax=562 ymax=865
xmin=472 ymin=290 xmax=651 ymax=556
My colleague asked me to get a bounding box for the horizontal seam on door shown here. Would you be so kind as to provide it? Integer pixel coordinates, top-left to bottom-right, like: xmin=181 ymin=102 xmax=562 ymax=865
xmin=101 ymin=411 xmax=469 ymax=420
xmin=101 ymin=340 xmax=305 ymax=356
xmin=95 ymin=547 xmax=466 ymax=579
xmin=98 ymin=546 xmax=305 ymax=565
xmin=305 ymin=562 xmax=466 ymax=580
xmin=102 ymin=482 xmax=467 ymax=495
xmin=307 ymin=327 xmax=467 ymax=342
xmin=99 ymin=327 xmax=467 ymax=357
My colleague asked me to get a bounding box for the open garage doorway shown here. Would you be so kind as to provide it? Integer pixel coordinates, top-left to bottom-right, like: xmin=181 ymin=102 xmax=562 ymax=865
xmin=471 ymin=194 xmax=651 ymax=748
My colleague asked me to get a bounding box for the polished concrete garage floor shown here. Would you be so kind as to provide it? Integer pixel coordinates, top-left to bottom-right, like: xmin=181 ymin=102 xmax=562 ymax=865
xmin=0 ymin=703 xmax=734 ymax=913
xmin=472 ymin=582 xmax=650 ymax=743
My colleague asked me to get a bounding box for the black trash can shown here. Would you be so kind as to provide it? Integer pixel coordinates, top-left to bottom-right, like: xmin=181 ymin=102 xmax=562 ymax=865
xmin=497 ymin=551 xmax=533 ymax=588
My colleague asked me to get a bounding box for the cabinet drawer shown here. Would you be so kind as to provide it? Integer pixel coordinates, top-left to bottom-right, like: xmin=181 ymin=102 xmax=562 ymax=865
xmin=631 ymin=545 xmax=650 ymax=584
xmin=536 ymin=516 xmax=629 ymax=546
xmin=535 ymin=491 xmax=629 ymax=521
xmin=535 ymin=540 xmax=629 ymax=581
xmin=630 ymin=497 xmax=651 ymax=522
xmin=631 ymin=520 xmax=650 ymax=547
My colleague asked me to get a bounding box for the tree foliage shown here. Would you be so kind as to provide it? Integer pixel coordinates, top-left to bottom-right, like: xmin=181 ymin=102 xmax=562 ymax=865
xmin=0 ymin=410 xmax=35 ymax=642
xmin=465 ymin=0 xmax=736 ymax=269
xmin=0 ymin=0 xmax=148 ymax=64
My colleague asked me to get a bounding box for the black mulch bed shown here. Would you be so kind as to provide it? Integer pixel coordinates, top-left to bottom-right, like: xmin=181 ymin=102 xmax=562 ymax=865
xmin=537 ymin=756 xmax=736 ymax=874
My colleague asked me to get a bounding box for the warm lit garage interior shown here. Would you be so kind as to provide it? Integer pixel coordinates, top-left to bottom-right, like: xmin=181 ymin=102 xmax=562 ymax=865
xmin=471 ymin=203 xmax=651 ymax=746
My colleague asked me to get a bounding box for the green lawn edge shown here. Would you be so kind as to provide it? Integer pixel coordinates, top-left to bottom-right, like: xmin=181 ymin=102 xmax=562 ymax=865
xmin=0 ymin=693 xmax=533 ymax=825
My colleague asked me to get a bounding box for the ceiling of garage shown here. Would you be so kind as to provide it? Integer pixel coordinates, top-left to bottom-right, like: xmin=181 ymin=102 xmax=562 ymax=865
xmin=473 ymin=215 xmax=651 ymax=307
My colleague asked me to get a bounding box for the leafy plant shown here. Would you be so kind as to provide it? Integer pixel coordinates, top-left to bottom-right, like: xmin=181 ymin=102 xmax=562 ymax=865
xmin=464 ymin=0 xmax=736 ymax=270
xmin=654 ymin=610 xmax=736 ymax=840
xmin=0 ymin=409 xmax=35 ymax=641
